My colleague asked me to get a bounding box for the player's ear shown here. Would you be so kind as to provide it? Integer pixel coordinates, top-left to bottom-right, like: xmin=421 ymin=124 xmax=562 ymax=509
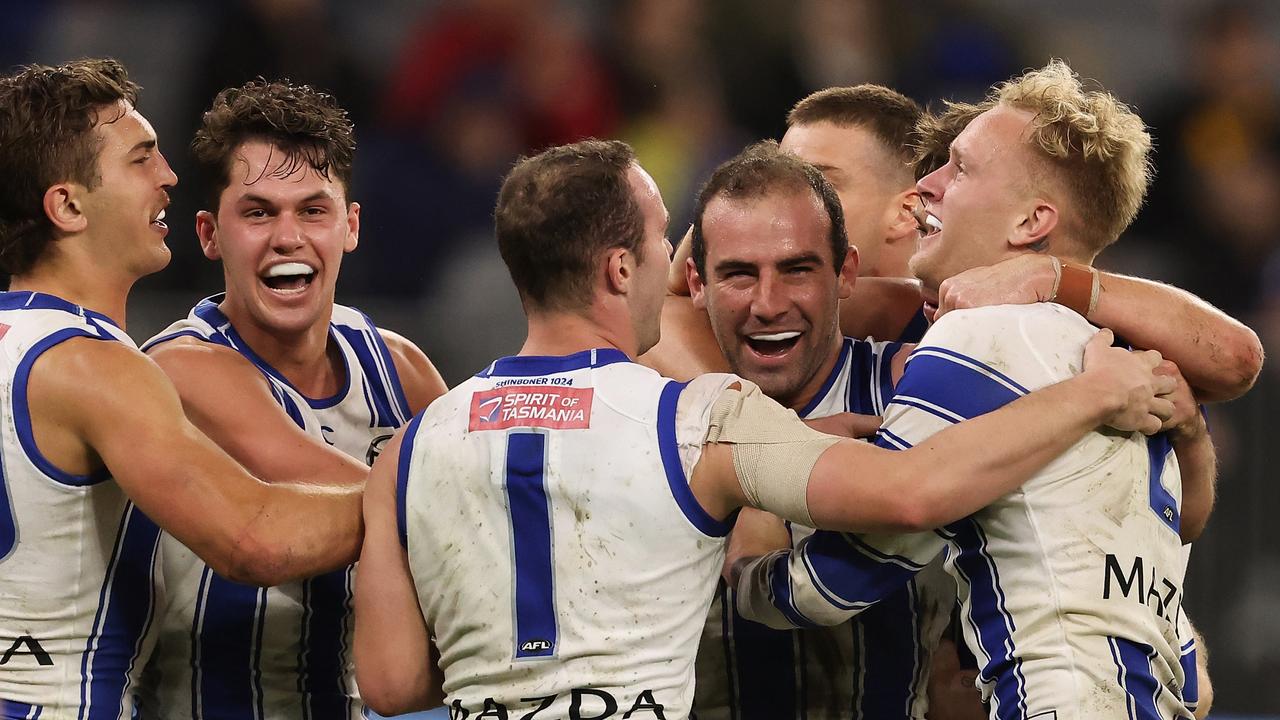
xmin=605 ymin=246 xmax=632 ymax=296
xmin=1011 ymin=199 xmax=1058 ymax=250
xmin=885 ymin=190 xmax=920 ymax=245
xmin=195 ymin=210 xmax=220 ymax=260
xmin=687 ymin=257 xmax=708 ymax=309
xmin=42 ymin=182 xmax=87 ymax=235
xmin=837 ymin=245 xmax=859 ymax=300
xmin=344 ymin=202 xmax=360 ymax=253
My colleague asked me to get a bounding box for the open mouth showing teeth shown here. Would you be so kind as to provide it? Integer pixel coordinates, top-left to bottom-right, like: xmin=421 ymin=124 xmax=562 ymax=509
xmin=151 ymin=209 xmax=167 ymax=230
xmin=261 ymin=262 xmax=316 ymax=292
xmin=745 ymin=331 xmax=801 ymax=357
xmin=923 ymin=213 xmax=943 ymax=237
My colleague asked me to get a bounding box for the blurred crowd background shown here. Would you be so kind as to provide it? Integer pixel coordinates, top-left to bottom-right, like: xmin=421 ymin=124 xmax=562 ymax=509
xmin=4 ymin=0 xmax=1279 ymax=714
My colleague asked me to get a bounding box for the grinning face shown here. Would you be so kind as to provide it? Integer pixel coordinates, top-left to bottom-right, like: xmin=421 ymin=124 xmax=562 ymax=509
xmin=911 ymin=104 xmax=1041 ymax=316
xmin=691 ymin=188 xmax=855 ymax=410
xmin=625 ymin=163 xmax=672 ymax=356
xmin=780 ymin=120 xmax=907 ymax=278
xmin=199 ymin=139 xmax=359 ymax=337
xmin=76 ymin=100 xmax=178 ymax=278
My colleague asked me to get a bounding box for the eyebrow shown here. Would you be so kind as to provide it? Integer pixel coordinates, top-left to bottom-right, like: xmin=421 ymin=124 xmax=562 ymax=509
xmin=129 ymin=139 xmax=157 ymax=154
xmin=238 ymin=191 xmax=336 ymax=205
xmin=713 ymin=252 xmax=824 ymax=275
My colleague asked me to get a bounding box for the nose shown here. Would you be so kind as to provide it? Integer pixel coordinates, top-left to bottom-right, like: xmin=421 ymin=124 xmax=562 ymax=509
xmin=749 ymin=271 xmax=788 ymax=323
xmin=156 ymin=150 xmax=178 ymax=189
xmin=271 ymin=211 xmax=306 ymax=252
xmin=917 ymin=165 xmax=946 ymax=205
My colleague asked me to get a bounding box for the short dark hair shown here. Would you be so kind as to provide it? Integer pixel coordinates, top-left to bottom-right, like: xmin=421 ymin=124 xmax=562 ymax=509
xmin=0 ymin=58 xmax=139 ymax=275
xmin=691 ymin=141 xmax=847 ymax=277
xmin=911 ymin=100 xmax=985 ymax=180
xmin=495 ymin=139 xmax=646 ymax=311
xmin=787 ymin=85 xmax=923 ymax=166
xmin=191 ymin=79 xmax=355 ymax=211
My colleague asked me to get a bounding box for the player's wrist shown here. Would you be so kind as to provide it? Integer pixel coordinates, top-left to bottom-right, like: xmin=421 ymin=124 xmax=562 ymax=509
xmin=1050 ymin=259 xmax=1100 ymax=319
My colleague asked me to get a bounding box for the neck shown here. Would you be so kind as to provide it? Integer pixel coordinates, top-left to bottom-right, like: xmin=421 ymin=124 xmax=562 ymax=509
xmin=785 ymin=331 xmax=846 ymax=413
xmin=218 ymin=297 xmax=342 ymax=397
xmin=8 ymin=257 xmax=134 ymax=328
xmin=521 ymin=306 xmax=638 ymax=359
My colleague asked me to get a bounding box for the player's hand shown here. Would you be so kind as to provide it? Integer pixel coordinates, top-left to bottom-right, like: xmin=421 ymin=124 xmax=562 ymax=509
xmin=668 ymin=225 xmax=695 ymax=296
xmin=1080 ymin=329 xmax=1177 ymax=435
xmin=802 ymin=412 xmax=882 ymax=439
xmin=723 ymin=508 xmax=789 ymax=585
xmin=1153 ymin=360 xmax=1206 ymax=442
xmin=935 ymin=254 xmax=1055 ymax=318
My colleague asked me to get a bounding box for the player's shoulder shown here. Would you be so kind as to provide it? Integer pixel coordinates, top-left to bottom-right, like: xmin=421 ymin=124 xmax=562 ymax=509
xmin=144 ymin=334 xmax=264 ymax=390
xmin=914 ymin=303 xmax=1096 ymax=385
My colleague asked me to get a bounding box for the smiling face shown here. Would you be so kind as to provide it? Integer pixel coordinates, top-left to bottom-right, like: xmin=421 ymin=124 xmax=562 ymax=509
xmin=77 ymin=100 xmax=178 ymax=278
xmin=691 ymin=188 xmax=854 ymax=410
xmin=911 ymin=104 xmax=1041 ymax=313
xmin=199 ymin=139 xmax=359 ymax=336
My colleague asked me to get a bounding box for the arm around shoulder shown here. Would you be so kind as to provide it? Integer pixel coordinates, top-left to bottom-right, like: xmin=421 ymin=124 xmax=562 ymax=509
xmin=33 ymin=339 xmax=362 ymax=585
xmin=379 ymin=328 xmax=448 ymax=414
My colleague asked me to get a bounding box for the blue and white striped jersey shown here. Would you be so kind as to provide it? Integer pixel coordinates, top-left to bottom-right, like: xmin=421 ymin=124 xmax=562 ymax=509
xmin=135 ymin=295 xmax=413 ymax=720
xmin=737 ymin=304 xmax=1197 ymax=720
xmin=0 ymin=291 xmax=161 ymax=720
xmin=694 ymin=337 xmax=954 ymax=720
xmin=400 ymin=350 xmax=742 ymax=720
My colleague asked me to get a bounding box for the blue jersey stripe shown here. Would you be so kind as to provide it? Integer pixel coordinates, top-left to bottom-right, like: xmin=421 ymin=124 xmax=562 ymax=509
xmin=846 ymin=341 xmax=875 ymax=416
xmin=78 ymin=505 xmax=161 ymax=719
xmin=768 ymin=552 xmax=818 ymax=629
xmin=477 ymin=348 xmax=631 ymax=378
xmin=897 ymin=308 xmax=929 ymax=344
xmin=506 ymin=432 xmax=558 ymax=659
xmin=875 ymin=342 xmax=904 ymax=415
xmin=335 ymin=326 xmax=398 ymax=428
xmin=892 ymin=351 xmax=1025 ymax=423
xmin=948 ymin=519 xmax=1026 ymax=720
xmin=1108 ymin=637 xmax=1165 ymax=720
xmin=397 ymin=414 xmax=426 ymax=548
xmin=0 ymin=698 xmax=43 ymax=719
xmin=357 ymin=312 xmax=413 ymax=423
xmin=797 ymin=532 xmax=918 ymax=610
xmin=727 ymin=588 xmax=800 ymax=720
xmin=195 ymin=576 xmax=266 ymax=720
xmin=799 ymin=340 xmax=851 ymax=417
xmin=656 ymin=381 xmax=731 ymax=537
xmin=1179 ymin=642 xmax=1198 ymax=710
xmin=1146 ymin=435 xmax=1180 ymax=534
xmin=13 ymin=329 xmax=114 ymax=487
xmin=855 ymin=583 xmax=920 ymax=719
xmin=0 ymin=430 xmax=14 ymax=563
xmin=301 ymin=569 xmax=354 ymax=719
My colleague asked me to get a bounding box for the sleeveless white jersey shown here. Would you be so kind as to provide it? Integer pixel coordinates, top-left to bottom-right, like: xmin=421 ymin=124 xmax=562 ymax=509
xmin=695 ymin=337 xmax=953 ymax=720
xmin=0 ymin=291 xmax=161 ymax=720
xmin=399 ymin=349 xmax=738 ymax=720
xmin=737 ymin=305 xmax=1195 ymax=720
xmin=134 ymin=295 xmax=413 ymax=720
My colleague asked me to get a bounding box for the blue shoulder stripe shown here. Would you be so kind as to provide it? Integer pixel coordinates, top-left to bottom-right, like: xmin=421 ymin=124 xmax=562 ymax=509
xmin=397 ymin=413 xmax=427 ymax=548
xmin=656 ymin=381 xmax=732 ymax=537
xmin=890 ymin=348 xmax=1027 ymax=423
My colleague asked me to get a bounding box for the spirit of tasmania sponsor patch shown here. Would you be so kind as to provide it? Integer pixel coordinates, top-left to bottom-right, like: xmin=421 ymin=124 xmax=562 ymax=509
xmin=468 ymin=386 xmax=593 ymax=431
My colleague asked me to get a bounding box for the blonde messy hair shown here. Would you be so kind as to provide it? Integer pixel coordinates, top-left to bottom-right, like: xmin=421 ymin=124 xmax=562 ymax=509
xmin=993 ymin=59 xmax=1153 ymax=253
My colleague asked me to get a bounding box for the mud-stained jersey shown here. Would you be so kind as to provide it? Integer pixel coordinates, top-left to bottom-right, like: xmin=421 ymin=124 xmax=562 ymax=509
xmin=400 ymin=349 xmax=742 ymax=720
xmin=738 ymin=304 xmax=1195 ymax=720
xmin=0 ymin=291 xmax=161 ymax=720
xmin=695 ymin=337 xmax=954 ymax=720
xmin=135 ymin=295 xmax=412 ymax=720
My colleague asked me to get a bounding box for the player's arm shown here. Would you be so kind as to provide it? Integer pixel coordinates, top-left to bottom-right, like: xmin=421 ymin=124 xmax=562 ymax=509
xmin=31 ymin=338 xmax=362 ymax=586
xmin=1155 ymin=361 xmax=1217 ymax=544
xmin=691 ymin=328 xmax=1174 ymax=534
xmin=1190 ymin=622 xmax=1213 ymax=720
xmin=147 ymin=338 xmax=368 ymax=487
xmin=837 ymin=276 xmax=927 ymax=342
xmin=934 ymin=254 xmax=1263 ymax=401
xmin=379 ymin=328 xmax=449 ymax=413
xmin=637 ymin=294 xmax=730 ymax=380
xmin=354 ymin=429 xmax=445 ymax=715
xmin=925 ymin=638 xmax=987 ymax=720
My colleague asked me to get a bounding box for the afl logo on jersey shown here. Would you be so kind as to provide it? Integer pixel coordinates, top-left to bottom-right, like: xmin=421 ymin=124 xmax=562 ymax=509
xmin=520 ymin=639 xmax=553 ymax=653
xmin=366 ymin=433 xmax=394 ymax=465
xmin=469 ymin=386 xmax=594 ymax=431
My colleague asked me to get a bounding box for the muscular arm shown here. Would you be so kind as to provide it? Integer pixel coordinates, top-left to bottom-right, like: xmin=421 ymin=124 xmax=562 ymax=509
xmin=30 ymin=338 xmax=362 ymax=586
xmin=838 ymin=276 xmax=926 ymax=342
xmin=354 ymin=429 xmax=444 ymax=715
xmin=147 ymin=338 xmax=368 ymax=487
xmin=637 ymin=294 xmax=729 ymax=380
xmin=379 ymin=328 xmax=448 ymax=413
xmin=691 ymin=327 xmax=1172 ymax=534
xmin=935 ymin=254 xmax=1263 ymax=401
